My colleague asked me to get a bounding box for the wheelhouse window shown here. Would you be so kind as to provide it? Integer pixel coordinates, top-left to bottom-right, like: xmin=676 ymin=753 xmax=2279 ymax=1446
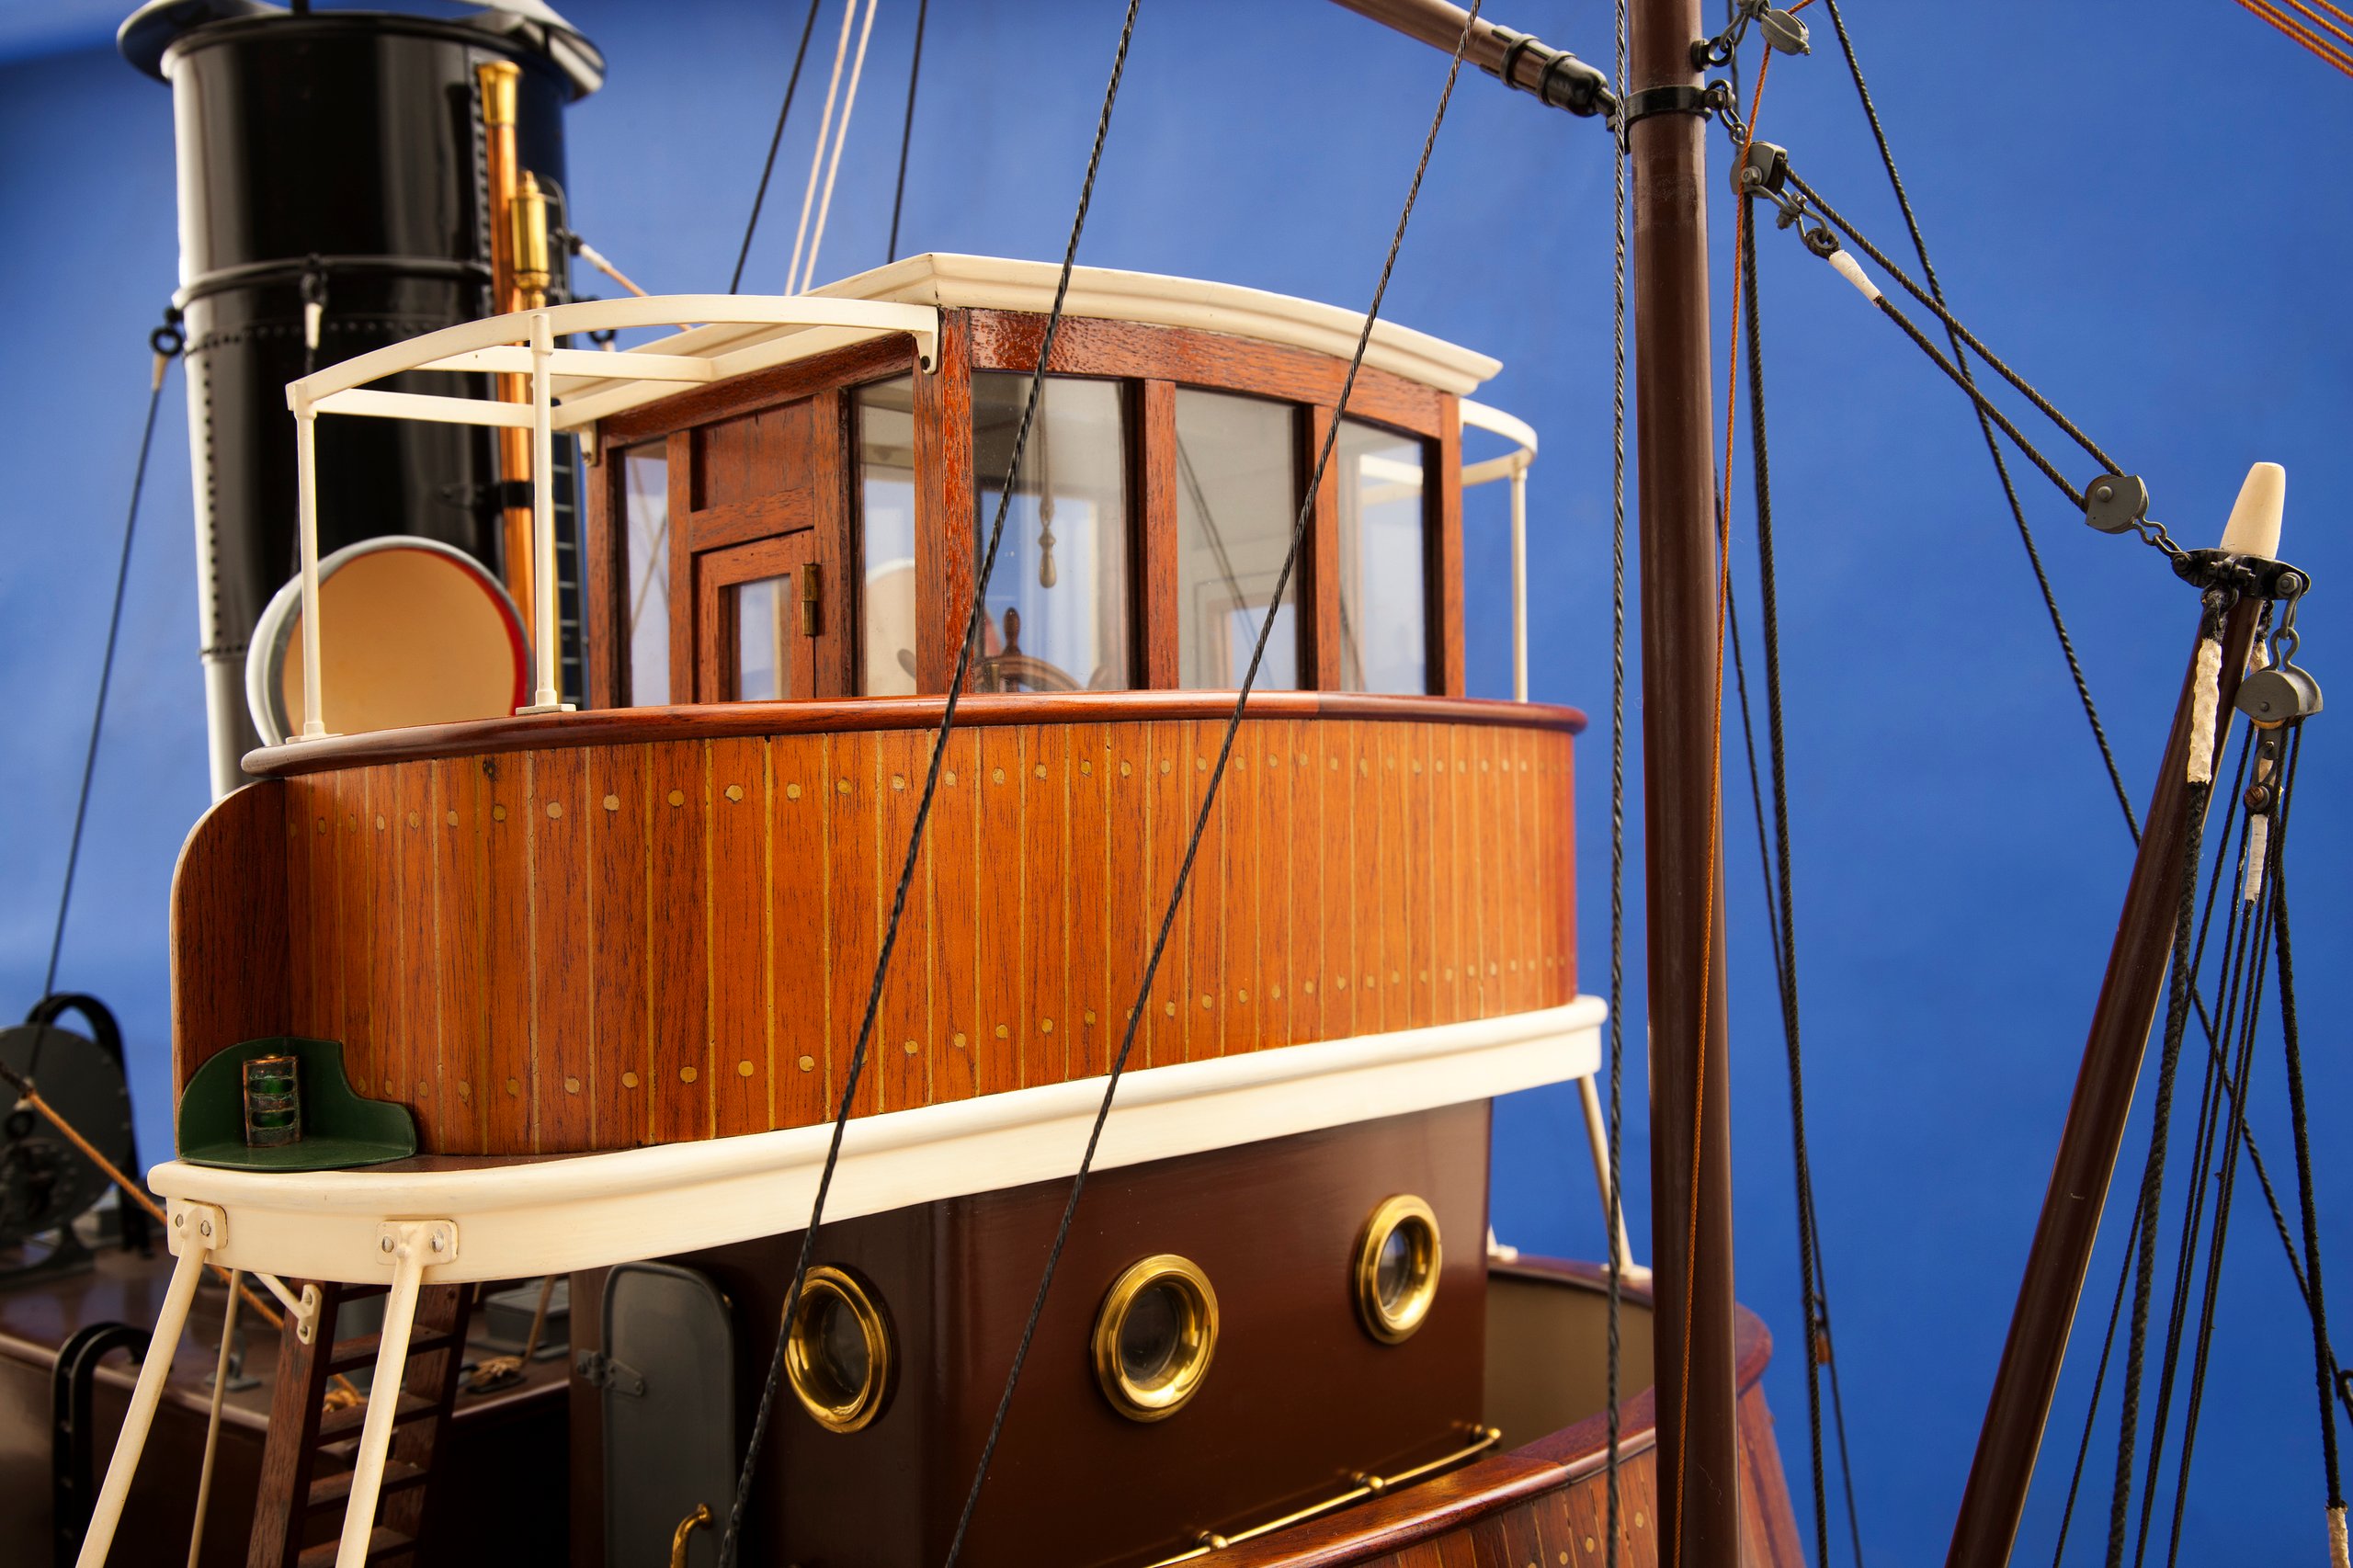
xmin=1174 ymin=389 xmax=1299 ymax=690
xmin=733 ymin=575 xmax=795 ymax=699
xmin=1334 ymin=419 xmax=1429 ymax=694
xmin=620 ymin=442 xmax=671 ymax=704
xmin=856 ymin=376 xmax=919 ymax=696
xmin=972 ymin=373 xmax=1132 ymax=693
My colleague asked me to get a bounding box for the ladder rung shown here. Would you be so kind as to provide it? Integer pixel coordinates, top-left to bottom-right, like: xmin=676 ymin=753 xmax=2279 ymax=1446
xmin=297 ymin=1526 xmax=415 ymax=1566
xmin=304 ymin=1459 xmax=427 ymax=1513
xmin=316 ymin=1392 xmax=434 ymax=1442
xmin=323 ymin=1329 xmax=457 ymax=1375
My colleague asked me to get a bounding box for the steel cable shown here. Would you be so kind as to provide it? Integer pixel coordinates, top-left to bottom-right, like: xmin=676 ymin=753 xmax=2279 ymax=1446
xmin=728 ymin=0 xmax=825 ymax=293
xmin=938 ymin=9 xmax=1484 ymax=1561
xmin=713 ymin=6 xmax=1144 ymax=1559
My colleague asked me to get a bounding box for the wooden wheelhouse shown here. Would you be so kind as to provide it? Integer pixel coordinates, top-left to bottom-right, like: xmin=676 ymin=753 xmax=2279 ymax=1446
xmin=122 ymin=258 xmax=1802 ymax=1568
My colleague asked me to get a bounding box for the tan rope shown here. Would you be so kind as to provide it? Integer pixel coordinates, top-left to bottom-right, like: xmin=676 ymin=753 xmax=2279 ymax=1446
xmin=797 ymin=0 xmax=882 ymax=295
xmin=2235 ymin=0 xmax=2353 ymax=78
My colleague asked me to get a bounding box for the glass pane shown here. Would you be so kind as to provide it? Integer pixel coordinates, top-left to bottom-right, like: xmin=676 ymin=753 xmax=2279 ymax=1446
xmin=857 ymin=376 xmax=920 ymax=695
xmin=972 ymin=373 xmax=1131 ymax=692
xmin=621 ymin=444 xmax=671 ymax=704
xmin=1335 ymin=421 xmax=1428 ymax=694
xmin=733 ymin=575 xmax=793 ymax=700
xmin=1174 ymin=389 xmax=1299 ymax=690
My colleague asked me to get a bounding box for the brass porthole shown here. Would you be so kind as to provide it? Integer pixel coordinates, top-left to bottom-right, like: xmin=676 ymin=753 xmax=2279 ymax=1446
xmin=1354 ymin=1195 xmax=1442 ymax=1344
xmin=1092 ymin=1255 xmax=1219 ymax=1422
xmin=785 ymin=1266 xmax=893 ymax=1432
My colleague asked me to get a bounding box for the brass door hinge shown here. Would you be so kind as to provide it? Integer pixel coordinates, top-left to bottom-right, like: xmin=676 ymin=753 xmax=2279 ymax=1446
xmin=799 ymin=562 xmax=823 ymax=637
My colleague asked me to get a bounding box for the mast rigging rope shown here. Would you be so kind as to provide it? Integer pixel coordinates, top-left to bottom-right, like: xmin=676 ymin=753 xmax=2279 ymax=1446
xmin=727 ymin=0 xmax=825 ymax=293
xmin=714 ymin=5 xmax=1144 ymax=1560
xmin=1603 ymin=0 xmax=1629 ymax=1555
xmin=784 ymin=0 xmax=861 ymax=298
xmin=794 ymin=0 xmax=881 ymax=295
xmin=884 ymin=0 xmax=930 ymax=262
xmin=37 ymin=325 xmax=178 ymax=1072
xmin=939 ymin=6 xmax=1484 ymax=1559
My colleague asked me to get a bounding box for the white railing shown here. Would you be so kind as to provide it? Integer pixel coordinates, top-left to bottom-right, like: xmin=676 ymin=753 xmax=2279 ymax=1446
xmin=1459 ymin=398 xmax=1539 ymax=702
xmin=281 ymin=294 xmax=940 ymax=738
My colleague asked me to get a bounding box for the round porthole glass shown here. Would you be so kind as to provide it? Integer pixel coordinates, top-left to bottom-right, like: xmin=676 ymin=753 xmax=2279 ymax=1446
xmin=1092 ymin=1255 xmax=1219 ymax=1421
xmin=785 ymin=1266 xmax=893 ymax=1432
xmin=1354 ymin=1195 xmax=1441 ymax=1343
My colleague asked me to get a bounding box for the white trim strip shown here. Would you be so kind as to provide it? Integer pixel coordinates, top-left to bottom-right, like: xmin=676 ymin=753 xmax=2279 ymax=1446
xmin=152 ymin=998 xmax=1604 ymax=1285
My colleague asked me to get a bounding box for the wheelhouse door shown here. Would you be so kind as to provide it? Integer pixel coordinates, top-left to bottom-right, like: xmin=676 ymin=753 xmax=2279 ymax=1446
xmin=667 ymin=390 xmax=851 ymax=702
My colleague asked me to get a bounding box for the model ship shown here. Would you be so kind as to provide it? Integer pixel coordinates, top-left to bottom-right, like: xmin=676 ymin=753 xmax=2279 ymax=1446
xmin=9 ymin=1 xmax=2337 ymax=1567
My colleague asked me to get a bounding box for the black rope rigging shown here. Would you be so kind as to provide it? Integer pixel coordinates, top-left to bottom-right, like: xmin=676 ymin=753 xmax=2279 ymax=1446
xmin=940 ymin=9 xmax=1483 ymax=1560
xmin=1806 ymin=0 xmax=2141 ymax=842
xmin=712 ymin=7 xmax=1143 ymax=1562
xmin=884 ymin=0 xmax=929 ymax=262
xmin=2133 ymin=738 xmax=2279 ymax=1566
xmin=1604 ymin=0 xmax=1630 ymax=1554
xmin=34 ymin=317 xmax=182 ymax=1081
xmin=1736 ymin=187 xmax=1854 ymax=1568
xmin=727 ymin=0 xmax=825 ymax=294
xmin=2103 ymin=600 xmax=2224 ymax=1568
xmin=2268 ymin=725 xmax=2345 ymax=1528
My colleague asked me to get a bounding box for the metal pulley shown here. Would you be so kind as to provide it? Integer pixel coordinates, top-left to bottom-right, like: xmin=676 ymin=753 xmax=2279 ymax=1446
xmin=2237 ymin=664 xmax=2322 ymax=724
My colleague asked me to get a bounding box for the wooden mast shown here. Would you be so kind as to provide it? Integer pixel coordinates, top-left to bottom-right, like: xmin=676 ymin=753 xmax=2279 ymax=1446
xmin=1332 ymin=2 xmax=1743 ymax=1559
xmin=1947 ymin=586 xmax=2265 ymax=1565
xmin=1626 ymin=0 xmax=1742 ymax=1561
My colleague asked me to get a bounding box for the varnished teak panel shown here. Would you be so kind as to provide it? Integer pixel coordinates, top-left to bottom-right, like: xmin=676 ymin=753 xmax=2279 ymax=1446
xmin=180 ymin=706 xmax=1577 ymax=1156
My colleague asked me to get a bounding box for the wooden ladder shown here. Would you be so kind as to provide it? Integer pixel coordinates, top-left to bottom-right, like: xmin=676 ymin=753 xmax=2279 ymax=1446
xmin=245 ymin=1279 xmax=473 ymax=1567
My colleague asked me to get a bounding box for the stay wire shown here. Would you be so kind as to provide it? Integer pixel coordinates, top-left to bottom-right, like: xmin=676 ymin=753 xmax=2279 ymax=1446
xmin=938 ymin=11 xmax=1482 ymax=1562
xmin=40 ymin=326 xmax=178 ymax=1071
xmin=713 ymin=6 xmax=1143 ymax=1562
xmin=2159 ymin=817 xmax=2283 ymax=1568
xmin=2270 ymin=727 xmax=2344 ymax=1517
xmin=1739 ymin=188 xmax=1848 ymax=1568
xmin=1794 ymin=6 xmax=2139 ymax=835
xmin=728 ymin=0 xmax=826 ymax=293
xmin=1604 ymin=0 xmax=1630 ymax=1551
xmin=2052 ymin=729 xmax=2252 ymax=1567
xmin=1811 ymin=16 xmax=2350 ymax=1413
xmin=884 ymin=0 xmax=930 ymax=262
xmin=2105 ymin=603 xmax=2222 ymax=1568
xmin=2132 ymin=785 xmax=2274 ymax=1566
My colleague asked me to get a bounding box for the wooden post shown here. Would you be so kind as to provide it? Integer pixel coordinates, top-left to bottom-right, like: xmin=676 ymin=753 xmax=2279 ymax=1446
xmin=1626 ymin=0 xmax=1743 ymax=1562
xmin=1946 ymin=592 xmax=2262 ymax=1567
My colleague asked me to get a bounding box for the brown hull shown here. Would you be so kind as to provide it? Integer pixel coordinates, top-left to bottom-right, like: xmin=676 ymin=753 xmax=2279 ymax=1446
xmin=1222 ymin=1257 xmax=1802 ymax=1568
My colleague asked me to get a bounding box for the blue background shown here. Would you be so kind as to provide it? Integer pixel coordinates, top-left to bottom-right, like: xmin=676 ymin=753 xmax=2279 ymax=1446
xmin=4 ymin=2 xmax=2349 ymax=1561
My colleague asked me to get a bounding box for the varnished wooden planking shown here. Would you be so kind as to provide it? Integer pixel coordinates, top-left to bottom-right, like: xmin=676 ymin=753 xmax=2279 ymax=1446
xmin=1102 ymin=724 xmax=1152 ymax=1071
xmin=432 ymin=758 xmax=488 ymax=1152
xmin=973 ymin=726 xmax=1025 ymax=1093
xmin=393 ymin=767 xmax=443 ymax=1148
xmin=770 ymin=734 xmax=834 ymax=1122
xmin=533 ymin=749 xmax=596 ymax=1151
xmin=926 ymin=729 xmax=981 ymax=1100
xmin=588 ymin=745 xmax=651 ymax=1149
xmin=825 ymin=734 xmax=882 ymax=1117
xmin=1142 ymin=723 xmax=1187 ymax=1068
xmin=709 ymin=737 xmax=771 ymax=1138
xmin=646 ymin=744 xmax=710 ymax=1141
xmin=1023 ymin=724 xmax=1072 ymax=1087
xmin=1184 ymin=720 xmax=1225 ymax=1063
xmin=181 ymin=712 xmax=1578 ymax=1155
xmin=874 ymin=729 xmax=934 ymax=1113
xmin=168 ymin=779 xmax=290 ymax=1091
xmin=1064 ymin=723 xmax=1111 ymax=1078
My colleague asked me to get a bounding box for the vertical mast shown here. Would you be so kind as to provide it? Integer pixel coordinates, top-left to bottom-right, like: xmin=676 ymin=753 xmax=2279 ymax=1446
xmin=1628 ymin=0 xmax=1744 ymax=1560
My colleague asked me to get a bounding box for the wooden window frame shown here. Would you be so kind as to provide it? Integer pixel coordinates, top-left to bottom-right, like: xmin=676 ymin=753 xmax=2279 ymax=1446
xmin=580 ymin=309 xmax=1465 ymax=706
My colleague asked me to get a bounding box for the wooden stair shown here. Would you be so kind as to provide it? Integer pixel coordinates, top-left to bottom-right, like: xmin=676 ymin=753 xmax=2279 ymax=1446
xmin=246 ymin=1278 xmax=474 ymax=1568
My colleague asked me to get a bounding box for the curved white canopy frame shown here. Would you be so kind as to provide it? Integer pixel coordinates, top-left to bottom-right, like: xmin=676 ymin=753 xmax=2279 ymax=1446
xmin=282 ymin=294 xmax=938 ymax=738
xmin=1459 ymin=397 xmax=1540 ymax=703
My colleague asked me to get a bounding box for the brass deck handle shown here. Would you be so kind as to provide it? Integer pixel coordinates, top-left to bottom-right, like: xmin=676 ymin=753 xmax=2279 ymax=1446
xmin=669 ymin=1503 xmax=712 ymax=1568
